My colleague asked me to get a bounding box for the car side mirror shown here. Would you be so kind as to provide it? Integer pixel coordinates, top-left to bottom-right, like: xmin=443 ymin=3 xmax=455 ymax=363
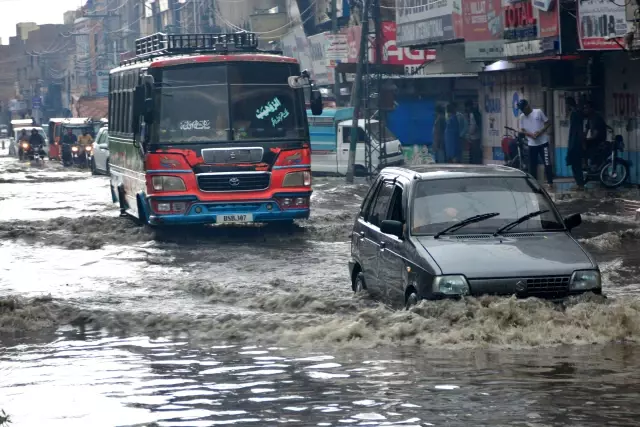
xmin=380 ymin=220 xmax=403 ymax=239
xmin=564 ymin=213 xmax=582 ymax=230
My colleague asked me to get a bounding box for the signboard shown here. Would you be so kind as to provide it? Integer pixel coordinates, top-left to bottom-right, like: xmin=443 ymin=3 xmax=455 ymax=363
xmin=96 ymin=70 xmax=109 ymax=95
xmin=31 ymin=96 xmax=42 ymax=109
xmin=346 ymin=22 xmax=436 ymax=73
xmin=395 ymin=0 xmax=462 ymax=47
xmin=577 ymin=0 xmax=628 ymax=50
xmin=462 ymin=0 xmax=505 ymax=60
xmin=325 ymin=34 xmax=349 ymax=67
xmin=307 ymin=32 xmax=335 ymax=85
xmin=281 ymin=25 xmax=313 ymax=75
xmin=500 ymin=0 xmax=560 ymax=58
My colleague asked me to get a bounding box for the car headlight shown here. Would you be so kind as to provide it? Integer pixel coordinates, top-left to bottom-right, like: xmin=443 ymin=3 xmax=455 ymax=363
xmin=432 ymin=275 xmax=470 ymax=296
xmin=151 ymin=176 xmax=186 ymax=192
xmin=570 ymin=270 xmax=601 ymax=291
xmin=282 ymin=171 xmax=311 ymax=187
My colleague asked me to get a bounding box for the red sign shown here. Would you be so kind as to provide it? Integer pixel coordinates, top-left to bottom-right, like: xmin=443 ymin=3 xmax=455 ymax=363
xmin=346 ymin=21 xmax=436 ymax=65
xmin=462 ymin=0 xmax=504 ymax=42
xmin=504 ymin=2 xmax=537 ymax=29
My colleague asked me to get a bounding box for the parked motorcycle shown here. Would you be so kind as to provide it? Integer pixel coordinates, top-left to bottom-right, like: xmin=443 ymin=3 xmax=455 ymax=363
xmin=584 ymin=129 xmax=631 ymax=188
xmin=501 ymin=126 xmax=529 ymax=173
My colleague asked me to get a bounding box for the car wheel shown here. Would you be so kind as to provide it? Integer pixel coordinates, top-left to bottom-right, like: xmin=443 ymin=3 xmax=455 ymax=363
xmin=405 ymin=289 xmax=419 ymax=310
xmin=353 ymin=272 xmax=366 ymax=295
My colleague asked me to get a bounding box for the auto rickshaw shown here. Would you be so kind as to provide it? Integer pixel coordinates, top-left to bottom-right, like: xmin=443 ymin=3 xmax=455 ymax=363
xmin=48 ymin=118 xmax=66 ymax=160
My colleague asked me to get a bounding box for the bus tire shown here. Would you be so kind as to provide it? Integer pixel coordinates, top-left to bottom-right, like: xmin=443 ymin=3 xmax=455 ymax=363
xmin=117 ymin=184 xmax=127 ymax=216
xmin=136 ymin=195 xmax=149 ymax=226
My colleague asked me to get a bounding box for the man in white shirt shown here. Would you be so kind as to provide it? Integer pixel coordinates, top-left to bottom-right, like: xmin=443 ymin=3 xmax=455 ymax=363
xmin=518 ymin=99 xmax=553 ymax=188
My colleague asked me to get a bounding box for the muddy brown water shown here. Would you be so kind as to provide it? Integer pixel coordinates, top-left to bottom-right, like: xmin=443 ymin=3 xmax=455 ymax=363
xmin=2 ymin=155 xmax=640 ymax=426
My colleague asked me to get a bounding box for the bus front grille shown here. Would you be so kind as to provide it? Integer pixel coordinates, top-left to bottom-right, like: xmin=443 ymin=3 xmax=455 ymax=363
xmin=197 ymin=172 xmax=271 ymax=192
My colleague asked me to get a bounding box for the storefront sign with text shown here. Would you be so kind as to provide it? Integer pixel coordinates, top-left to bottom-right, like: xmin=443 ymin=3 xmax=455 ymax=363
xmin=503 ymin=39 xmax=543 ymax=56
xmin=503 ymin=0 xmax=538 ymax=40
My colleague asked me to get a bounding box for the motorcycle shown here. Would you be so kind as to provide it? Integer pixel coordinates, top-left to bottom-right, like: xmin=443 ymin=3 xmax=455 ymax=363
xmin=69 ymin=144 xmax=92 ymax=168
xmin=18 ymin=141 xmax=46 ymax=164
xmin=584 ymin=129 xmax=631 ymax=188
xmin=501 ymin=126 xmax=529 ymax=173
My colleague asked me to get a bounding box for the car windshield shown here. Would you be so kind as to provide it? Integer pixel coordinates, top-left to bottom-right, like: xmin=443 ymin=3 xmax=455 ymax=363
xmin=411 ymin=177 xmax=564 ymax=235
xmin=154 ymin=62 xmax=306 ymax=144
xmin=369 ymin=122 xmax=397 ymax=142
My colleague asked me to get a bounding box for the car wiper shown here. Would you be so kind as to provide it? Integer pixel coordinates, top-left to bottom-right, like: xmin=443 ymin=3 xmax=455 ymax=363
xmin=433 ymin=212 xmax=501 ymax=239
xmin=493 ymin=209 xmax=550 ymax=236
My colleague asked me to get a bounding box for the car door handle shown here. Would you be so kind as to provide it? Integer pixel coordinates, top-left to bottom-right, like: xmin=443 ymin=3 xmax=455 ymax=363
xmin=342 ymin=148 xmax=349 ymax=152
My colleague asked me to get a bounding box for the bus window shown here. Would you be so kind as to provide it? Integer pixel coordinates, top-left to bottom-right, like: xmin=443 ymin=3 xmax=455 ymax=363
xmin=154 ymin=64 xmax=229 ymax=143
xmin=228 ymin=63 xmax=305 ymax=141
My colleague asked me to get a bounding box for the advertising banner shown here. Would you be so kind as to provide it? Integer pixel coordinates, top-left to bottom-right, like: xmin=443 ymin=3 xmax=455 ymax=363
xmin=96 ymin=70 xmax=109 ymax=95
xmin=501 ymin=0 xmax=560 ymax=59
xmin=395 ymin=0 xmax=463 ymax=47
xmin=577 ymin=0 xmax=628 ymax=50
xmin=281 ymin=25 xmax=314 ymax=76
xmin=346 ymin=22 xmax=436 ymax=75
xmin=307 ymin=32 xmax=335 ymax=85
xmin=462 ymin=0 xmax=505 ymax=60
xmin=325 ymin=34 xmax=349 ymax=67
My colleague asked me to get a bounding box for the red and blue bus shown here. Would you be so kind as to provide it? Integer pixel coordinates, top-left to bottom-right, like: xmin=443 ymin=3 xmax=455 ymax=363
xmin=108 ymin=32 xmax=323 ymax=226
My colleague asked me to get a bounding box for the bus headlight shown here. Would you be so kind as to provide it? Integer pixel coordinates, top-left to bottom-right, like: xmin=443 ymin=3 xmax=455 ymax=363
xmin=570 ymin=270 xmax=601 ymax=291
xmin=283 ymin=171 xmax=311 ymax=187
xmin=151 ymin=176 xmax=186 ymax=192
xmin=432 ymin=275 xmax=470 ymax=296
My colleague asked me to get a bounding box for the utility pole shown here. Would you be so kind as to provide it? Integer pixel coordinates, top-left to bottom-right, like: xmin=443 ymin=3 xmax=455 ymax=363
xmin=330 ymin=0 xmax=340 ymax=105
xmin=193 ymin=0 xmax=198 ymax=32
xmin=345 ymin=0 xmax=369 ymax=183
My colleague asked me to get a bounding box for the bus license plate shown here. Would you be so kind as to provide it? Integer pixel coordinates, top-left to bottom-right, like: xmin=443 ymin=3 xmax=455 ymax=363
xmin=218 ymin=214 xmax=253 ymax=223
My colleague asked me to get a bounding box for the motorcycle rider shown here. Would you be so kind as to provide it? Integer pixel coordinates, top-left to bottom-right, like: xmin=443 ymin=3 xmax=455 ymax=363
xmin=61 ymin=128 xmax=78 ymax=165
xmin=78 ymin=129 xmax=93 ymax=145
xmin=17 ymin=129 xmax=29 ymax=158
xmin=29 ymin=128 xmax=45 ymax=157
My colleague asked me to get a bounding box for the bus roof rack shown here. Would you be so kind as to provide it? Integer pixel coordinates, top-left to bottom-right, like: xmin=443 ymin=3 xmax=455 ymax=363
xmin=134 ymin=32 xmax=260 ymax=60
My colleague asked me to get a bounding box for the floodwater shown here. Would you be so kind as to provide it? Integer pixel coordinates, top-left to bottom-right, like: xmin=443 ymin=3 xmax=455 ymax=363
xmin=2 ymin=151 xmax=640 ymax=426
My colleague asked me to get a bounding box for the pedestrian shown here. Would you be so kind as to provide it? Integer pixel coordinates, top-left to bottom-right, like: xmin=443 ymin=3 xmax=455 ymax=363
xmin=432 ymin=105 xmax=446 ymax=163
xmin=445 ymin=103 xmax=461 ymax=163
xmin=455 ymin=104 xmax=468 ymax=162
xmin=517 ymin=99 xmax=554 ymax=189
xmin=565 ymin=97 xmax=585 ymax=191
xmin=583 ymin=99 xmax=607 ymax=172
xmin=465 ymin=99 xmax=482 ymax=164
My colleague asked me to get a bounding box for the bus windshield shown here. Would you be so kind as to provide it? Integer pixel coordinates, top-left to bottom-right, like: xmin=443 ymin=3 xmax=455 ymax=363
xmin=154 ymin=62 xmax=306 ymax=144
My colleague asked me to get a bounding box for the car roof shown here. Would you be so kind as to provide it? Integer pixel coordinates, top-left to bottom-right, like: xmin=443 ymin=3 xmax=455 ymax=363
xmin=380 ymin=164 xmax=528 ymax=181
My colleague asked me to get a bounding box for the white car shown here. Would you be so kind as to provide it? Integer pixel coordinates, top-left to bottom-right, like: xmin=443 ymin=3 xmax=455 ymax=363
xmin=91 ymin=127 xmax=110 ymax=175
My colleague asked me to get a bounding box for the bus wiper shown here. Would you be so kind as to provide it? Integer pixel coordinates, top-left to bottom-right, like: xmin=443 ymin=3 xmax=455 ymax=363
xmin=433 ymin=212 xmax=500 ymax=239
xmin=493 ymin=209 xmax=549 ymax=236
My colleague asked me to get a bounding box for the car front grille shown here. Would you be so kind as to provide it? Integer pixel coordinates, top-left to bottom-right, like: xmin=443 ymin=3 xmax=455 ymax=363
xmin=525 ymin=276 xmax=571 ymax=297
xmin=197 ymin=172 xmax=270 ymax=192
xmin=467 ymin=275 xmax=571 ymax=299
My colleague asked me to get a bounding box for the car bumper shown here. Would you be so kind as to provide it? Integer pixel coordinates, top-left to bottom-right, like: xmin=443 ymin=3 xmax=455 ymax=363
xmin=147 ymin=193 xmax=311 ymax=226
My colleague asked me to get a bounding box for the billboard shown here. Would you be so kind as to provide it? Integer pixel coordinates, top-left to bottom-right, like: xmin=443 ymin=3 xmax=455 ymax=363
xmin=346 ymin=22 xmax=436 ymax=76
xmin=307 ymin=32 xmax=335 ymax=85
xmin=578 ymin=0 xmax=628 ymax=50
xmin=462 ymin=0 xmax=505 ymax=60
xmin=395 ymin=0 xmax=463 ymax=47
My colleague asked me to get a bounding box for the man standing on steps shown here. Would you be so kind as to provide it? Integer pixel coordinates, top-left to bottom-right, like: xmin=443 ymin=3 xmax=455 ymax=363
xmin=517 ymin=99 xmax=554 ymax=190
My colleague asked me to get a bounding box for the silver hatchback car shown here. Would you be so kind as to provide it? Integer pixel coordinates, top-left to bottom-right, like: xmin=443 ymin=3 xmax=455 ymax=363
xmin=348 ymin=164 xmax=601 ymax=308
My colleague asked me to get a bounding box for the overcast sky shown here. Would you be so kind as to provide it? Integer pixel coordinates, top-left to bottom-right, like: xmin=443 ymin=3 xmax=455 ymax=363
xmin=0 ymin=0 xmax=85 ymax=44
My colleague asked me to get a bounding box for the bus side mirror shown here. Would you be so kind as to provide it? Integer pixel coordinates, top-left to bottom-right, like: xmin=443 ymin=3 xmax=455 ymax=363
xmin=310 ymin=85 xmax=323 ymax=116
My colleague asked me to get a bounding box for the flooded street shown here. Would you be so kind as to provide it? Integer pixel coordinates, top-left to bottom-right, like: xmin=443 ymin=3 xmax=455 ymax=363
xmin=2 ymin=153 xmax=640 ymax=426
